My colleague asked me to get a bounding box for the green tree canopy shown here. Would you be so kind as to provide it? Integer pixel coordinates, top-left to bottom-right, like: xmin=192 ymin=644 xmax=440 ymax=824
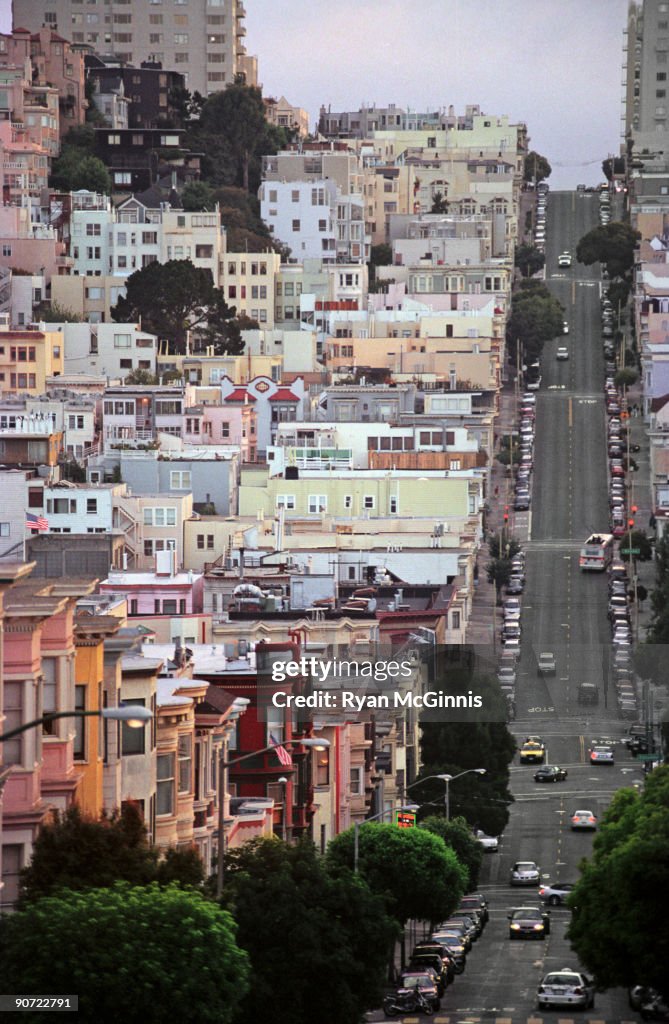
xmin=431 ymin=191 xmax=449 ymax=213
xmin=111 ymin=259 xmax=243 ymax=355
xmin=193 ymin=80 xmax=288 ymax=192
xmin=614 ymin=367 xmax=639 ymax=388
xmin=0 ymin=883 xmax=249 ymax=1023
xmin=488 ymin=532 xmax=522 ymax=560
xmin=20 ymin=804 xmax=203 ymax=903
xmin=50 ymin=149 xmax=111 ymax=194
xmin=486 ymin=557 xmax=513 ymax=601
xmin=647 ymin=533 xmax=669 ymax=643
xmin=515 ymin=243 xmax=546 ymax=278
xmin=576 ymin=222 xmax=640 ymax=280
xmin=568 ymin=768 xmax=669 ymax=999
xmin=524 ymin=151 xmax=552 ymax=183
xmin=326 ymin=823 xmax=466 ymax=927
xmin=33 ymin=301 xmax=82 ymax=323
xmin=506 ymin=287 xmax=565 ymax=363
xmin=224 ymin=838 xmax=398 ymax=1024
xmin=419 ymin=815 xmax=484 ymax=891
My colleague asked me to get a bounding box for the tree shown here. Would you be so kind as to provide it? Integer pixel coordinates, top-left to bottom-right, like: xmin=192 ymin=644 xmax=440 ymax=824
xmin=567 ymin=768 xmax=669 ymax=999
xmin=619 ymin=530 xmax=652 ymax=563
xmin=614 ymin=367 xmax=638 ymax=388
xmin=419 ymin=815 xmax=484 ymax=891
xmin=486 ymin=557 xmax=513 ymax=602
xmin=524 ymin=151 xmax=552 ymax=184
xmin=33 ymin=301 xmax=82 ymax=323
xmin=646 ymin=534 xmax=669 ymax=643
xmin=124 ymin=368 xmax=158 ymax=385
xmin=0 ymin=883 xmax=249 ymax=1023
xmin=607 ymin=279 xmax=631 ymax=310
xmin=602 ymin=156 xmax=626 ymax=181
xmin=327 ymin=824 xmax=466 ymax=928
xmin=181 ymin=180 xmax=216 ymax=211
xmin=50 ymin=149 xmax=111 ymax=194
xmin=194 ymin=80 xmax=286 ymax=192
xmin=576 ymin=222 xmax=640 ymax=280
xmin=515 ymin=243 xmax=545 ymax=278
xmin=506 ymin=287 xmax=564 ymax=364
xmin=431 ymin=191 xmax=449 ymax=213
xmin=224 ymin=838 xmax=397 ymax=1024
xmin=19 ymin=804 xmax=203 ymax=903
xmin=488 ymin=532 xmax=521 ymax=560
xmin=111 ymin=259 xmax=242 ymax=355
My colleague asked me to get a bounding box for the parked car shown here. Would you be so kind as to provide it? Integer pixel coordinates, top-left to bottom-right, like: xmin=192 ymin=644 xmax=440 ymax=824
xmin=475 ymin=829 xmax=499 ymax=852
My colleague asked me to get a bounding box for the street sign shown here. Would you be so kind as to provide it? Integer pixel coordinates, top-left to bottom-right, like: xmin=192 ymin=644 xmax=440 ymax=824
xmin=636 ymin=753 xmax=658 ymax=762
xmin=620 ymin=548 xmax=640 ymax=555
xmin=395 ymin=811 xmax=416 ymax=829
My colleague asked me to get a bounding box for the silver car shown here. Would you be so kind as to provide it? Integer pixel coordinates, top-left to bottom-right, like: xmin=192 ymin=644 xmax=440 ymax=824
xmin=509 ymin=860 xmax=540 ymax=885
xmin=570 ymin=809 xmax=597 ymax=831
xmin=538 ymin=970 xmax=595 ymax=1010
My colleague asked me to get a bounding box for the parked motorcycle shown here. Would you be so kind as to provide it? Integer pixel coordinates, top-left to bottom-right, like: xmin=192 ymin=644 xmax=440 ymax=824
xmin=383 ymin=987 xmax=435 ymax=1017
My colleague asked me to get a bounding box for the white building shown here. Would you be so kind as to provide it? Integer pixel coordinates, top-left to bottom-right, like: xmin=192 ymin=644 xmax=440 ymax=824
xmin=260 ymin=180 xmax=369 ymax=264
xmin=53 ymin=322 xmax=157 ymax=381
xmin=42 ymin=481 xmax=124 ymax=534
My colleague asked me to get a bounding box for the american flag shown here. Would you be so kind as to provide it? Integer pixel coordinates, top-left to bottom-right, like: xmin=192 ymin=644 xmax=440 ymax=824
xmin=25 ymin=511 xmax=49 ymax=531
xmin=269 ymin=733 xmax=293 ymax=767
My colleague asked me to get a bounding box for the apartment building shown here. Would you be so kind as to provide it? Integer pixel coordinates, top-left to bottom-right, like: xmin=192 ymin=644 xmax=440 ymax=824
xmin=0 ymin=202 xmax=72 ymax=283
xmin=86 ymin=55 xmax=185 ymax=130
xmin=0 ymin=326 xmax=64 ymax=394
xmin=0 ymin=393 xmax=96 ymax=460
xmin=623 ymin=0 xmax=669 ymax=157
xmin=264 ymin=95 xmax=310 ymax=138
xmin=12 ymin=0 xmax=257 ymax=99
xmin=101 ymin=384 xmax=186 ymax=447
xmin=117 ymin=450 xmax=239 ymax=516
xmin=221 ymin=250 xmax=280 ymax=326
xmin=50 ymin=274 xmax=126 ymax=323
xmin=113 ymin=490 xmax=194 ymax=570
xmin=56 ymin=322 xmax=158 ymax=381
xmin=0 ymin=26 xmax=86 ymax=135
xmin=0 ymin=58 xmax=59 ymax=159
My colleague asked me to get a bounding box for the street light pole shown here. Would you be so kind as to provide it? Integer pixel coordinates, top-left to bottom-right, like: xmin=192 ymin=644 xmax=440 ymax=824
xmin=405 ymin=768 xmax=486 ymax=822
xmin=0 ymin=704 xmax=153 ymax=743
xmin=216 ymin=737 xmax=329 ymax=899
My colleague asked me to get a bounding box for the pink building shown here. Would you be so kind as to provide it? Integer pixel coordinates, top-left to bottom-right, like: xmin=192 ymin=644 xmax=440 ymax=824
xmin=99 ymin=566 xmax=204 ymax=618
xmin=0 ymin=27 xmax=86 ymax=136
xmin=0 ymin=200 xmax=72 ymax=281
xmin=0 ymin=120 xmax=50 ymax=204
xmin=183 ymin=401 xmax=257 ymax=462
xmin=1 ymin=578 xmax=96 ymax=909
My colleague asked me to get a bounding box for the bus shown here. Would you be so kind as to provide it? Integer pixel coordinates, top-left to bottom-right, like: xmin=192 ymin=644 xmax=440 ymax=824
xmin=579 ymin=533 xmax=614 ymax=571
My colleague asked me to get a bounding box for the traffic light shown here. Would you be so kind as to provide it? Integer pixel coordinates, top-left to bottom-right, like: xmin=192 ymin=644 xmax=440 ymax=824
xmin=628 ymin=518 xmax=635 ymax=530
xmin=631 ymin=505 xmax=638 ymax=515
xmin=503 ymin=506 xmax=509 ymax=525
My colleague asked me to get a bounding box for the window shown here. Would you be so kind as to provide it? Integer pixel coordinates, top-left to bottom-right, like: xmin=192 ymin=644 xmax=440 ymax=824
xmin=0 ymin=522 xmax=9 ymax=536
xmin=120 ymin=699 xmax=145 ymax=755
xmin=292 ymin=219 xmax=300 ymax=232
xmin=86 ymin=497 xmax=98 ymax=514
xmin=73 ymin=684 xmax=86 ymax=759
xmin=178 ymin=734 xmax=192 ymax=792
xmin=174 ymin=33 xmax=188 ymax=43
xmin=363 ymin=495 xmax=375 ymax=510
xmin=308 ymin=494 xmax=327 ymax=513
xmin=86 ymin=223 xmax=101 ymax=236
xmin=389 ymin=495 xmax=398 ymax=514
xmin=452 ymin=611 xmax=461 ymax=630
xmin=658 ymin=72 xmax=668 ymax=81
xmin=170 ymin=470 xmax=192 ymax=490
xmin=115 ymin=172 xmax=132 ymax=185
xmin=42 ymin=658 xmax=57 ymax=735
xmin=141 ymin=231 xmax=157 ymax=244
xmin=157 ymin=752 xmax=175 ymax=815
xmin=3 ymin=681 xmax=22 ymax=765
xmin=113 ymin=333 xmax=131 ymax=349
xmin=143 ymin=507 xmax=177 ymax=527
xmin=108 ymin=133 xmax=121 ymax=145
xmin=276 ymin=494 xmax=296 ymax=510
xmin=350 ymin=766 xmax=364 ymax=795
xmin=220 ymin=422 xmax=230 ymax=438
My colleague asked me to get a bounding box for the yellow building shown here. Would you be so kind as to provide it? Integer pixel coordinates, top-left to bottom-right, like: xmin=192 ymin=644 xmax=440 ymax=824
xmin=220 ymin=251 xmax=281 ymax=329
xmin=73 ymin=613 xmax=124 ymax=817
xmin=0 ymin=328 xmax=64 ymax=394
xmin=239 ymin=465 xmax=478 ymax=520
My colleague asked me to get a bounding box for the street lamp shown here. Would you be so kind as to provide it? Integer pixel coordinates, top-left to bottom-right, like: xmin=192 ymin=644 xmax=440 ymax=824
xmin=354 ymin=803 xmax=420 ymax=874
xmin=216 ymin=736 xmax=329 ymax=898
xmin=278 ymin=776 xmax=289 ymax=842
xmin=0 ymin=703 xmax=153 ymax=743
xmin=407 ymin=769 xmax=486 ymax=821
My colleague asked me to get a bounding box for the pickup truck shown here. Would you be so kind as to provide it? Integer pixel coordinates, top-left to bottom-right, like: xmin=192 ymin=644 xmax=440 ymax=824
xmin=537 ymin=652 xmax=556 ymax=676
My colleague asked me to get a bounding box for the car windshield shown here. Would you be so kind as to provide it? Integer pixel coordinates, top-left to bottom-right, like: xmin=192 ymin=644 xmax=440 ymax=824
xmin=401 ymin=975 xmax=430 ymax=989
xmin=512 ymin=909 xmax=540 ymax=920
xmin=516 ymin=862 xmax=536 ymax=870
xmin=544 ymin=974 xmax=581 ymax=986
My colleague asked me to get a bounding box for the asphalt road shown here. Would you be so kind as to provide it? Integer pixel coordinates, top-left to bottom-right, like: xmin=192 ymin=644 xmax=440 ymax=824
xmin=407 ymin=191 xmax=643 ymax=1024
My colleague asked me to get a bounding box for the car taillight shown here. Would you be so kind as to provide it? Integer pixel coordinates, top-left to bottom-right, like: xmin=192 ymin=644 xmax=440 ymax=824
xmin=539 ymin=887 xmax=545 ymax=895
xmin=589 ymin=817 xmax=596 ymax=822
xmin=574 ymin=986 xmax=584 ymax=995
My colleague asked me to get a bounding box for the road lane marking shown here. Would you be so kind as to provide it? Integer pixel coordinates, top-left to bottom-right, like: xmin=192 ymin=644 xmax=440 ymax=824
xmin=579 ymin=735 xmax=585 ymax=762
xmin=568 ymin=397 xmax=573 ymax=428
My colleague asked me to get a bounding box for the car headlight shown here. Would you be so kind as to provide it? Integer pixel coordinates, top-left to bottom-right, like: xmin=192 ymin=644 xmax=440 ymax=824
xmin=533 ymin=923 xmax=544 ymax=930
xmin=510 ymin=923 xmax=521 ymax=930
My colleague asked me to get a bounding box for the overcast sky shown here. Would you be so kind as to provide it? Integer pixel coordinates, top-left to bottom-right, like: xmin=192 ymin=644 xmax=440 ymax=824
xmin=246 ymin=0 xmax=630 ymax=190
xmin=1 ymin=0 xmax=630 ymax=189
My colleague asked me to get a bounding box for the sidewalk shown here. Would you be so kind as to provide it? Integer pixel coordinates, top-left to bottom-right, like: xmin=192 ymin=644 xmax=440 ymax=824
xmin=622 ymin=380 xmax=654 ymax=640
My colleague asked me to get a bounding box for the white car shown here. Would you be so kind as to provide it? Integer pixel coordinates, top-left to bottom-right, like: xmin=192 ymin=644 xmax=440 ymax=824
xmin=537 ymin=652 xmax=556 ymax=676
xmin=475 ymin=830 xmax=499 ymax=852
xmin=558 ymin=252 xmax=572 ymax=267
xmin=589 ymin=745 xmax=614 ymax=765
xmin=556 ymin=347 xmax=569 ymax=360
xmin=570 ymin=809 xmax=597 ymax=831
xmin=538 ymin=970 xmax=595 ymax=1010
xmin=509 ymin=860 xmax=541 ymax=885
xmin=503 ymin=598 xmax=522 ymax=621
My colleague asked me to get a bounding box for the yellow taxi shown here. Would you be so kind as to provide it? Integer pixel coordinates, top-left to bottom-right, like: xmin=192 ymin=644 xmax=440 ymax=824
xmin=520 ymin=736 xmax=546 ymax=764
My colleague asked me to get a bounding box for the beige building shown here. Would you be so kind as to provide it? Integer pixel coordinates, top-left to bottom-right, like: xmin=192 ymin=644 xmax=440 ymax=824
xmin=221 ymin=251 xmax=281 ymax=327
xmin=11 ymin=0 xmax=257 ymax=99
xmin=113 ymin=491 xmax=194 ymax=571
xmin=264 ymin=95 xmax=310 ymax=138
xmin=50 ymin=275 xmax=126 ymax=325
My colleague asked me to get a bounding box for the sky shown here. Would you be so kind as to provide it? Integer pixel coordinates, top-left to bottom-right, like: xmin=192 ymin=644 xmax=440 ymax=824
xmin=0 ymin=0 xmax=630 ymax=189
xmin=246 ymin=0 xmax=630 ymax=190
